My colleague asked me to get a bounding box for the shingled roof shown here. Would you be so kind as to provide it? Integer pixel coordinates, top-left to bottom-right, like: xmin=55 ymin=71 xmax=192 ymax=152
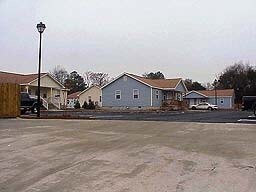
xmin=0 ymin=71 xmax=47 ymax=84
xmin=127 ymin=73 xmax=182 ymax=89
xmin=67 ymin=91 xmax=81 ymax=99
xmin=197 ymin=89 xmax=234 ymax=97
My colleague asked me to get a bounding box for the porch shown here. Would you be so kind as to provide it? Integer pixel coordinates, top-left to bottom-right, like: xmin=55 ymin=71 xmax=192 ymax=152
xmin=20 ymin=85 xmax=67 ymax=110
xmin=161 ymin=90 xmax=187 ymax=110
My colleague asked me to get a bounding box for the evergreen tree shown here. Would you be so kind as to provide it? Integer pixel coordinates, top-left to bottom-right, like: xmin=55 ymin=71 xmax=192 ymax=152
xmin=64 ymin=71 xmax=86 ymax=94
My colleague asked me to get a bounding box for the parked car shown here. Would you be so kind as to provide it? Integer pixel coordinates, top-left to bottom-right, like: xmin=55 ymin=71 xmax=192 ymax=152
xmin=242 ymin=96 xmax=256 ymax=115
xmin=191 ymin=102 xmax=218 ymax=111
xmin=20 ymin=92 xmax=39 ymax=114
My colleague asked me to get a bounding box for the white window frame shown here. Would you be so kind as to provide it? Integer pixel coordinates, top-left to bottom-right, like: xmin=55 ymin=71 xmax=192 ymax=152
xmin=115 ymin=90 xmax=121 ymax=100
xmin=156 ymin=90 xmax=159 ymax=100
xmin=176 ymin=93 xmax=182 ymax=101
xmin=133 ymin=89 xmax=139 ymax=99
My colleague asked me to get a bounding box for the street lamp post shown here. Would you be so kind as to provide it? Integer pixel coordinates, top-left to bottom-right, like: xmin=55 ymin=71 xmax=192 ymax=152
xmin=214 ymin=79 xmax=218 ymax=105
xmin=36 ymin=22 xmax=46 ymax=117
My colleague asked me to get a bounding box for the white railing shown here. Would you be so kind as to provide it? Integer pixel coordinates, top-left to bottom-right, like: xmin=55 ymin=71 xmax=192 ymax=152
xmin=40 ymin=97 xmax=49 ymax=110
xmin=49 ymin=97 xmax=61 ymax=109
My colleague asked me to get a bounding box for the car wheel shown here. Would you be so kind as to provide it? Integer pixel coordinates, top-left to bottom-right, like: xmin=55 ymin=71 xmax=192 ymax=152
xmin=208 ymin=107 xmax=213 ymax=111
xmin=191 ymin=106 xmax=196 ymax=110
xmin=31 ymin=106 xmax=38 ymax=114
xmin=20 ymin=109 xmax=26 ymax=115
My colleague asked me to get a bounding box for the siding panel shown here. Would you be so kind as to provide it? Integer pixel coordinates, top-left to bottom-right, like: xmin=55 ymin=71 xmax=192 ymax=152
xmin=175 ymin=81 xmax=186 ymax=92
xmin=152 ymin=88 xmax=162 ymax=107
xmin=208 ymin=97 xmax=233 ymax=109
xmin=102 ymin=75 xmax=152 ymax=108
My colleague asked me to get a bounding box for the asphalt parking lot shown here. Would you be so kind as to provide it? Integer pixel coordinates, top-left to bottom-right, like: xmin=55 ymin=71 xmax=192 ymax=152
xmin=26 ymin=110 xmax=256 ymax=124
xmin=1 ymin=118 xmax=256 ymax=192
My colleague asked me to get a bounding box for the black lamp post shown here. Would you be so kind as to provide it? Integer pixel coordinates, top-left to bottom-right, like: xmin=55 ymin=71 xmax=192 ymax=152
xmin=214 ymin=79 xmax=218 ymax=105
xmin=36 ymin=22 xmax=46 ymax=117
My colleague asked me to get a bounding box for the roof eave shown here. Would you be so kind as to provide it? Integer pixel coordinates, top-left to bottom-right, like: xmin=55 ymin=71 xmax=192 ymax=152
xmin=185 ymin=90 xmax=208 ymax=98
xmin=78 ymin=85 xmax=101 ymax=96
xmin=28 ymin=73 xmax=66 ymax=89
xmin=174 ymin=79 xmax=188 ymax=92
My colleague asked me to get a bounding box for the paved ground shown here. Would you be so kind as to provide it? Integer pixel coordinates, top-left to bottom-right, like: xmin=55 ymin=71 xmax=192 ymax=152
xmin=28 ymin=110 xmax=256 ymax=124
xmin=1 ymin=118 xmax=256 ymax=192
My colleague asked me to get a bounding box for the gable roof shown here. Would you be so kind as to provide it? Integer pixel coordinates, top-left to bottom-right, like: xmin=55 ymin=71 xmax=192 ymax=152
xmin=67 ymin=91 xmax=81 ymax=99
xmin=185 ymin=90 xmax=208 ymax=98
xmin=197 ymin=89 xmax=234 ymax=97
xmin=102 ymin=72 xmax=187 ymax=91
xmin=78 ymin=85 xmax=101 ymax=96
xmin=0 ymin=71 xmax=66 ymax=89
xmin=185 ymin=89 xmax=235 ymax=98
xmin=128 ymin=73 xmax=182 ymax=89
xmin=0 ymin=71 xmax=47 ymax=84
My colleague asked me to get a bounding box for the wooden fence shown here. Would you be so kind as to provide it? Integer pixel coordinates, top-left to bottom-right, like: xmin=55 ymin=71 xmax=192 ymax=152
xmin=0 ymin=83 xmax=20 ymax=117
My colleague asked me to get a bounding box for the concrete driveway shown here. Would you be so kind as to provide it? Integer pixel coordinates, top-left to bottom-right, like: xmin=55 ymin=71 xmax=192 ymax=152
xmin=1 ymin=118 xmax=256 ymax=192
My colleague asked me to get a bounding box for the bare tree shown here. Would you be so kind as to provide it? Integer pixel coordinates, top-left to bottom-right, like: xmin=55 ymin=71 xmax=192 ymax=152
xmin=50 ymin=65 xmax=68 ymax=85
xmin=203 ymin=82 xmax=214 ymax=90
xmin=83 ymin=71 xmax=93 ymax=87
xmin=83 ymin=71 xmax=110 ymax=87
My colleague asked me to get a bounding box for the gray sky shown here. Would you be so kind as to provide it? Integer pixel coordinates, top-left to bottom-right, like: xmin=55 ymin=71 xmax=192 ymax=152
xmin=1 ymin=0 xmax=256 ymax=83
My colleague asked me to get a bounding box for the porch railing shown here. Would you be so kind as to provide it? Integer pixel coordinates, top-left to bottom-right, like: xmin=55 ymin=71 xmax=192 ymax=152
xmin=40 ymin=97 xmax=49 ymax=110
xmin=49 ymin=97 xmax=61 ymax=109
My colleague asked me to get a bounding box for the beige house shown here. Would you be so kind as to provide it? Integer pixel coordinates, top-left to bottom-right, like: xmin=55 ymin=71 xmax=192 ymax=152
xmin=0 ymin=71 xmax=68 ymax=109
xmin=78 ymin=85 xmax=102 ymax=107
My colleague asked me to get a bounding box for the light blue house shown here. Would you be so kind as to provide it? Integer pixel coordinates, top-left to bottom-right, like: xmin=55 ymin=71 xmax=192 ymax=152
xmin=101 ymin=73 xmax=188 ymax=109
xmin=184 ymin=89 xmax=235 ymax=109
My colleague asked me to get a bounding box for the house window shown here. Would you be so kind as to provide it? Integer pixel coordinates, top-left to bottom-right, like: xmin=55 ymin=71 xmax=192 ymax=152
xmin=88 ymin=96 xmax=91 ymax=102
xmin=176 ymin=93 xmax=182 ymax=101
xmin=220 ymin=98 xmax=224 ymax=104
xmin=163 ymin=93 xmax=167 ymax=100
xmin=156 ymin=90 xmax=159 ymax=99
xmin=100 ymin=96 xmax=102 ymax=102
xmin=123 ymin=76 xmax=127 ymax=81
xmin=133 ymin=89 xmax=139 ymax=99
xmin=115 ymin=90 xmax=121 ymax=100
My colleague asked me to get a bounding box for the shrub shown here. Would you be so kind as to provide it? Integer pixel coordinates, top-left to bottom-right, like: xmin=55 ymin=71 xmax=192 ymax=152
xmin=82 ymin=101 xmax=88 ymax=109
xmin=74 ymin=100 xmax=81 ymax=109
xmin=88 ymin=100 xmax=95 ymax=109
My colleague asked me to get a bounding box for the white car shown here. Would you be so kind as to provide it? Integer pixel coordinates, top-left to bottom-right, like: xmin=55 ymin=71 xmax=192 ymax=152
xmin=191 ymin=102 xmax=218 ymax=111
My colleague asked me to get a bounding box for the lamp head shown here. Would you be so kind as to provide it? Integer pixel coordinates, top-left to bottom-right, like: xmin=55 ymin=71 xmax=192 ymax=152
xmin=37 ymin=22 xmax=46 ymax=33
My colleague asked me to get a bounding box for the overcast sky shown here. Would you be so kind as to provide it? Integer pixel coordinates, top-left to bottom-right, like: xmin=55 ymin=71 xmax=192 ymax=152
xmin=1 ymin=0 xmax=256 ymax=83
